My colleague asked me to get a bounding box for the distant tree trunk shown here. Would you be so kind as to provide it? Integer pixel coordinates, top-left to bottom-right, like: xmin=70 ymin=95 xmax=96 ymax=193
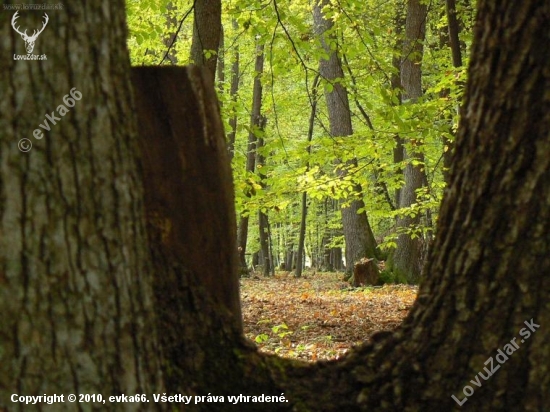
xmin=388 ymin=0 xmax=429 ymax=283
xmin=0 ymin=2 xmax=162 ymax=401
xmin=190 ymin=0 xmax=222 ymax=82
xmin=295 ymin=75 xmax=320 ymax=278
xmin=237 ymin=42 xmax=265 ymax=274
xmin=256 ymin=115 xmax=272 ymax=277
xmin=227 ymin=19 xmax=240 ymax=159
xmin=295 ymin=192 xmax=308 ymax=276
xmin=163 ymin=2 xmax=178 ymax=64
xmin=391 ymin=0 xmax=406 ymax=205
xmin=442 ymin=0 xmax=464 ymax=184
xmin=313 ymin=0 xmax=378 ymax=275
xmin=216 ymin=24 xmax=224 ymax=95
xmin=285 ymin=248 xmax=295 ymax=271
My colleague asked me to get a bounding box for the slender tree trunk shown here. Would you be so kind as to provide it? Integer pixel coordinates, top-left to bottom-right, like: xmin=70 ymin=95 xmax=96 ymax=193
xmin=442 ymin=0 xmax=464 ymax=183
xmin=389 ymin=0 xmax=429 ymax=283
xmin=256 ymin=115 xmax=271 ymax=277
xmin=295 ymin=191 xmax=308 ymax=277
xmin=190 ymin=0 xmax=222 ymax=82
xmin=237 ymin=42 xmax=265 ymax=273
xmin=227 ymin=19 xmax=240 ymax=159
xmin=217 ymin=24 xmax=224 ymax=95
xmin=295 ymin=75 xmax=320 ymax=278
xmin=313 ymin=0 xmax=378 ymax=275
xmin=0 ymin=2 xmax=162 ymax=403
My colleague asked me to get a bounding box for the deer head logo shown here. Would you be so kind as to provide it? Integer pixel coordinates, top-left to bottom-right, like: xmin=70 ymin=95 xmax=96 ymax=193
xmin=11 ymin=12 xmax=49 ymax=54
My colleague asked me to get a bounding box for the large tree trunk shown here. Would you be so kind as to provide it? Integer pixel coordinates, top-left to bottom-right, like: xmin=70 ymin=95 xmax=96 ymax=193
xmin=0 ymin=2 xmax=162 ymax=404
xmin=313 ymin=0 xmax=378 ymax=274
xmin=131 ymin=66 xmax=245 ymax=397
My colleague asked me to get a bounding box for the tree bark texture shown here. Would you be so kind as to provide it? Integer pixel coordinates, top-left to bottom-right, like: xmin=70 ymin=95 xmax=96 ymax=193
xmin=190 ymin=0 xmax=222 ymax=82
xmin=313 ymin=0 xmax=378 ymax=272
xmin=131 ymin=66 xmax=242 ymax=328
xmin=0 ymin=3 xmax=161 ymax=407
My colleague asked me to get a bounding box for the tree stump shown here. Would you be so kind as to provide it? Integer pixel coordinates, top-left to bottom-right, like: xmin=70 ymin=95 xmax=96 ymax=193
xmin=352 ymin=258 xmax=380 ymax=286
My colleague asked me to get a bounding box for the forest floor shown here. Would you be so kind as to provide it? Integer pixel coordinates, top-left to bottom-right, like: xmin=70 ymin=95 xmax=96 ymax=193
xmin=241 ymin=271 xmax=418 ymax=362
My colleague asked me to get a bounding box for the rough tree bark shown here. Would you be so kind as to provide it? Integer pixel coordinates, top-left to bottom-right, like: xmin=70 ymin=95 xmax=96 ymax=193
xmin=0 ymin=3 xmax=161 ymax=406
xmin=442 ymin=0 xmax=464 ymax=184
xmin=313 ymin=0 xmax=378 ymax=274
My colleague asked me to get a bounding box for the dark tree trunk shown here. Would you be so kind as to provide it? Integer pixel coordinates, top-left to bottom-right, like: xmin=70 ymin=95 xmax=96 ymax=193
xmin=131 ymin=66 xmax=247 ymax=398
xmin=313 ymin=0 xmax=378 ymax=274
xmin=295 ymin=75 xmax=319 ymax=278
xmin=237 ymin=43 xmax=265 ymax=274
xmin=256 ymin=115 xmax=272 ymax=277
xmin=227 ymin=19 xmax=240 ymax=159
xmin=190 ymin=0 xmax=222 ymax=82
xmin=217 ymin=24 xmax=225 ymax=94
xmin=391 ymin=0 xmax=406 ymax=206
xmin=442 ymin=0 xmax=465 ymax=184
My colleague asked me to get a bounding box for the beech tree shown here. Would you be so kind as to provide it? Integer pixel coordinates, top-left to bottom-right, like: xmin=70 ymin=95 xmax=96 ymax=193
xmin=1 ymin=1 xmax=549 ymax=412
xmin=387 ymin=0 xmax=429 ymax=283
xmin=190 ymin=0 xmax=222 ymax=80
xmin=313 ymin=0 xmax=379 ymax=273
